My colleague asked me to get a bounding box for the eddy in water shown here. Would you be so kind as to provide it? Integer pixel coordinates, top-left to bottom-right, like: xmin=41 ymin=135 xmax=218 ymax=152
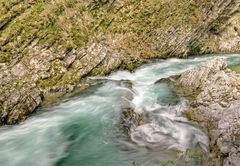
xmin=0 ymin=55 xmax=240 ymax=166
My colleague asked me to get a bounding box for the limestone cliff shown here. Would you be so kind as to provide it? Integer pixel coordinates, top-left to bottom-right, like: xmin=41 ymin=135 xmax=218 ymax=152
xmin=0 ymin=0 xmax=240 ymax=124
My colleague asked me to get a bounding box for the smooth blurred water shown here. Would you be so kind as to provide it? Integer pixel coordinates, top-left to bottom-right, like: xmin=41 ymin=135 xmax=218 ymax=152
xmin=0 ymin=54 xmax=239 ymax=166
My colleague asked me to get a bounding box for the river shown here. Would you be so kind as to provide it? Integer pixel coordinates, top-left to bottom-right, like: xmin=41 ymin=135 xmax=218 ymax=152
xmin=0 ymin=55 xmax=240 ymax=166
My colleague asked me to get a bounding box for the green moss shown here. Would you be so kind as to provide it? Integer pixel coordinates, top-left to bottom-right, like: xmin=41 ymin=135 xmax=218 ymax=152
xmin=58 ymin=69 xmax=80 ymax=86
xmin=37 ymin=77 xmax=59 ymax=89
xmin=0 ymin=0 xmax=75 ymax=61
xmin=162 ymin=160 xmax=175 ymax=166
xmin=132 ymin=161 xmax=141 ymax=166
xmin=37 ymin=60 xmax=67 ymax=89
xmin=188 ymin=40 xmax=204 ymax=55
xmin=89 ymin=66 xmax=112 ymax=76
xmin=63 ymin=76 xmax=80 ymax=85
xmin=71 ymin=26 xmax=89 ymax=47
xmin=0 ymin=0 xmax=216 ymax=63
xmin=35 ymin=2 xmax=45 ymax=12
xmin=183 ymin=110 xmax=199 ymax=122
xmin=120 ymin=58 xmax=143 ymax=72
xmin=0 ymin=51 xmax=10 ymax=63
xmin=123 ymin=63 xmax=136 ymax=71
xmin=37 ymin=69 xmax=80 ymax=89
xmin=15 ymin=81 xmax=25 ymax=91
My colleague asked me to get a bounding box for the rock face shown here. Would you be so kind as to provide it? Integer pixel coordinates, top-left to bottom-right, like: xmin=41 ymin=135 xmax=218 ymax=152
xmin=0 ymin=0 xmax=240 ymax=124
xmin=177 ymin=58 xmax=240 ymax=166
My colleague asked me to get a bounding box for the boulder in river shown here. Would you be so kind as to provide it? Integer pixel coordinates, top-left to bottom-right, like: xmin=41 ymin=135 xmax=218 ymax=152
xmin=176 ymin=58 xmax=240 ymax=166
xmin=117 ymin=80 xmax=145 ymax=137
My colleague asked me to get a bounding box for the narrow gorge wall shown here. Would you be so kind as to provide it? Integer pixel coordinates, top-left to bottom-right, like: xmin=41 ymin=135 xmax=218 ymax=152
xmin=189 ymin=0 xmax=240 ymax=54
xmin=0 ymin=0 xmax=239 ymax=124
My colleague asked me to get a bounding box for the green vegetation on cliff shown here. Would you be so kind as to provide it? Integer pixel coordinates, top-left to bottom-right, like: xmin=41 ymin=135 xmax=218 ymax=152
xmin=0 ymin=0 xmax=219 ymax=63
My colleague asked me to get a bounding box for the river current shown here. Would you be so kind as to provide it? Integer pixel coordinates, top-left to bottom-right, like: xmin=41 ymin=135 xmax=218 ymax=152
xmin=0 ymin=55 xmax=240 ymax=166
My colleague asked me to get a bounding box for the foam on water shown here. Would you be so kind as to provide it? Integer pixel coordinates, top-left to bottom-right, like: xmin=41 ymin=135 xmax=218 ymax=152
xmin=0 ymin=54 xmax=239 ymax=166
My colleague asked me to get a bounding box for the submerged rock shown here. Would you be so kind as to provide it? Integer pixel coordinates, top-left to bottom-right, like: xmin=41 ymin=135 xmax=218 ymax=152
xmin=120 ymin=108 xmax=145 ymax=137
xmin=176 ymin=58 xmax=240 ymax=165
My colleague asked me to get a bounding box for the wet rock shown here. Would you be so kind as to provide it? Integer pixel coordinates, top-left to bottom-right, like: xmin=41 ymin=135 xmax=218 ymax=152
xmin=176 ymin=58 xmax=240 ymax=165
xmin=120 ymin=108 xmax=144 ymax=136
xmin=117 ymin=80 xmax=145 ymax=136
xmin=154 ymin=75 xmax=179 ymax=85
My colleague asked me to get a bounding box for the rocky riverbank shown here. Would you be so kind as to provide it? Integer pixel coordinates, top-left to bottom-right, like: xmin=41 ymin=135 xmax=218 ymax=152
xmin=175 ymin=58 xmax=240 ymax=166
xmin=0 ymin=0 xmax=240 ymax=124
